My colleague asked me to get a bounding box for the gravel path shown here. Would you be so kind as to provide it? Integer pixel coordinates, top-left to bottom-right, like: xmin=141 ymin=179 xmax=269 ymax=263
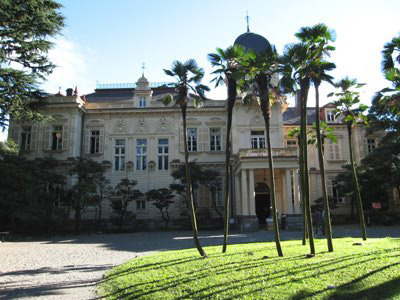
xmin=1 ymin=225 xmax=399 ymax=299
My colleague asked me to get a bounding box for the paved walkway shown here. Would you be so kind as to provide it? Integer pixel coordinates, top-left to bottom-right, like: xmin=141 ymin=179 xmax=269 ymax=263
xmin=0 ymin=225 xmax=399 ymax=299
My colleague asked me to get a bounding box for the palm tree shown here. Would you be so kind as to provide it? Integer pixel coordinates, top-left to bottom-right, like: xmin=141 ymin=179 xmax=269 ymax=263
xmin=330 ymin=77 xmax=368 ymax=241
xmin=163 ymin=59 xmax=210 ymax=257
xmin=240 ymin=47 xmax=284 ymax=257
xmin=208 ymin=45 xmax=244 ymax=253
xmin=310 ymin=60 xmax=336 ymax=252
xmin=280 ymin=23 xmax=335 ymax=256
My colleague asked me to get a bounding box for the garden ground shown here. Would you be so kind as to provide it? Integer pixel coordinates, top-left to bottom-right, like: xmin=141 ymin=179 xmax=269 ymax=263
xmin=1 ymin=225 xmax=399 ymax=299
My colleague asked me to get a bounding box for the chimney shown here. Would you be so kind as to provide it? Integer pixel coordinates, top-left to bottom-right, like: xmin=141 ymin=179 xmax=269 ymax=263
xmin=295 ymin=90 xmax=301 ymax=113
xmin=66 ymin=88 xmax=73 ymax=96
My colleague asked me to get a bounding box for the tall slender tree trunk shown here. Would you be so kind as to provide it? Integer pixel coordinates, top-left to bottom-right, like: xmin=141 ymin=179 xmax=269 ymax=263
xmin=182 ymin=105 xmax=207 ymax=257
xmin=298 ymin=134 xmax=307 ymax=245
xmin=347 ymin=123 xmax=367 ymax=241
xmin=300 ymin=83 xmax=315 ymax=255
xmin=258 ymin=77 xmax=283 ymax=257
xmin=315 ymin=84 xmax=334 ymax=252
xmin=222 ymin=78 xmax=236 ymax=253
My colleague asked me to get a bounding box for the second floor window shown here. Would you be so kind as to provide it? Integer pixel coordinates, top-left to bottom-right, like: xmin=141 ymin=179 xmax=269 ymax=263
xmin=286 ymin=140 xmax=297 ymax=147
xmin=367 ymin=138 xmax=376 ymax=153
xmin=187 ymin=128 xmax=197 ymax=152
xmin=326 ymin=110 xmax=336 ymax=123
xmin=52 ymin=125 xmax=63 ymax=150
xmin=210 ymin=128 xmax=221 ymax=151
xmin=20 ymin=126 xmax=31 ymax=151
xmin=139 ymin=96 xmax=147 ymax=108
xmin=90 ymin=130 xmax=100 ymax=154
xmin=251 ymin=131 xmax=265 ymax=149
xmin=158 ymin=138 xmax=169 ymax=170
xmin=328 ymin=139 xmax=341 ymax=160
xmin=136 ymin=139 xmax=147 ymax=170
xmin=114 ymin=139 xmax=125 ymax=171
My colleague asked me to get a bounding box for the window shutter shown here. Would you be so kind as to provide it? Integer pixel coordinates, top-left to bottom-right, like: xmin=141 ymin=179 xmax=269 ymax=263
xmin=221 ymin=128 xmax=226 ymax=151
xmin=84 ymin=129 xmax=90 ymax=154
xmin=43 ymin=125 xmax=51 ymax=150
xmin=10 ymin=124 xmax=20 ymax=144
xmin=99 ymin=129 xmax=105 ymax=154
xmin=30 ymin=124 xmax=38 ymax=150
xmin=204 ymin=127 xmax=210 ymax=151
xmin=198 ymin=128 xmax=203 ymax=152
xmin=179 ymin=128 xmax=184 ymax=153
xmin=62 ymin=124 xmax=69 ymax=150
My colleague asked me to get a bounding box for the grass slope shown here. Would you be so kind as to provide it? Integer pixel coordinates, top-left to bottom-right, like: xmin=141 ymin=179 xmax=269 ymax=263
xmin=99 ymin=238 xmax=400 ymax=299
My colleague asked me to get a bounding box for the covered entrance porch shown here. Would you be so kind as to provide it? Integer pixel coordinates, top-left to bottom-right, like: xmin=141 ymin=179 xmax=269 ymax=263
xmin=233 ymin=148 xmax=301 ymax=232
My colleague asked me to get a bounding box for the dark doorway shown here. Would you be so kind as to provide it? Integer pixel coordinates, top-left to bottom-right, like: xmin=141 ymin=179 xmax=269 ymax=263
xmin=255 ymin=182 xmax=271 ymax=225
xmin=255 ymin=193 xmax=271 ymax=225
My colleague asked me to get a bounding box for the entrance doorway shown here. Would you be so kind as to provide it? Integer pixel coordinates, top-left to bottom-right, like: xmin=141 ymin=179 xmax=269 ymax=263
xmin=255 ymin=182 xmax=271 ymax=226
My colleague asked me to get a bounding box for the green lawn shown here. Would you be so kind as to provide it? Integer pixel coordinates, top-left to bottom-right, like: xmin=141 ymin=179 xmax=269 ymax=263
xmin=98 ymin=238 xmax=400 ymax=299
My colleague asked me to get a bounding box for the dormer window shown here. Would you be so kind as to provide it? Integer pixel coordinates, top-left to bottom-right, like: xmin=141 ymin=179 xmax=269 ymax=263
xmin=326 ymin=110 xmax=336 ymax=123
xmin=139 ymin=96 xmax=147 ymax=108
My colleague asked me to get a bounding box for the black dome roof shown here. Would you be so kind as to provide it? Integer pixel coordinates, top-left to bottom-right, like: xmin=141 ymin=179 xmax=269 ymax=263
xmin=234 ymin=32 xmax=272 ymax=54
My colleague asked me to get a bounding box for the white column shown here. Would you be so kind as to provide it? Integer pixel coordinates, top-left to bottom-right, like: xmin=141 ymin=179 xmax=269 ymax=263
xmin=285 ymin=168 xmax=293 ymax=214
xmin=294 ymin=169 xmax=301 ymax=213
xmin=241 ymin=169 xmax=248 ymax=215
xmin=249 ymin=169 xmax=255 ymax=215
xmin=235 ymin=173 xmax=241 ymax=215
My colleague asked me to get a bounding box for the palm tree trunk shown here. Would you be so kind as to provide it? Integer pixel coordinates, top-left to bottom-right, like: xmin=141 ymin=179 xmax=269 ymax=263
xmin=258 ymin=78 xmax=283 ymax=257
xmin=300 ymin=84 xmax=315 ymax=255
xmin=298 ymin=135 xmax=307 ymax=245
xmin=222 ymin=78 xmax=236 ymax=253
xmin=182 ymin=105 xmax=207 ymax=257
xmin=347 ymin=123 xmax=367 ymax=240
xmin=315 ymin=85 xmax=334 ymax=252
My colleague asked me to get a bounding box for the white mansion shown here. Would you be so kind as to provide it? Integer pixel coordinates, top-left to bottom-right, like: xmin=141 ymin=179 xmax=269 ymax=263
xmin=7 ymin=31 xmax=381 ymax=231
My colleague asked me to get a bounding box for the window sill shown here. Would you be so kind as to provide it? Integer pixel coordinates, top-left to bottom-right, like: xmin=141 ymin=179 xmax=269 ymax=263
xmin=43 ymin=149 xmax=66 ymax=153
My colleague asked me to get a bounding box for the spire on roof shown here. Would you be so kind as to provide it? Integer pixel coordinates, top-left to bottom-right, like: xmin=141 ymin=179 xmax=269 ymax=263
xmin=141 ymin=62 xmax=145 ymax=77
xmin=246 ymin=11 xmax=250 ymax=32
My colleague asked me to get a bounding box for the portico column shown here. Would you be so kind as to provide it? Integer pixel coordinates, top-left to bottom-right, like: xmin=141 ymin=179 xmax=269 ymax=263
xmin=285 ymin=168 xmax=293 ymax=214
xmin=249 ymin=169 xmax=256 ymax=215
xmin=235 ymin=173 xmax=241 ymax=215
xmin=294 ymin=169 xmax=301 ymax=213
xmin=241 ymin=169 xmax=248 ymax=215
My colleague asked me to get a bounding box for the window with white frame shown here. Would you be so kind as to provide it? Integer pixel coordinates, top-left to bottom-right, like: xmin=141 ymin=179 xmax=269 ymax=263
xmin=90 ymin=130 xmax=100 ymax=154
xmin=367 ymin=138 xmax=376 ymax=153
xmin=139 ymin=96 xmax=147 ymax=108
xmin=158 ymin=138 xmax=169 ymax=170
xmin=20 ymin=126 xmax=31 ymax=151
xmin=327 ymin=139 xmax=341 ymax=160
xmin=251 ymin=130 xmax=265 ymax=149
xmin=136 ymin=139 xmax=147 ymax=170
xmin=136 ymin=200 xmax=146 ymax=210
xmin=286 ymin=139 xmax=297 ymax=147
xmin=114 ymin=139 xmax=125 ymax=171
xmin=210 ymin=128 xmax=221 ymax=151
xmin=187 ymin=128 xmax=197 ymax=152
xmin=51 ymin=125 xmax=63 ymax=150
xmin=326 ymin=110 xmax=336 ymax=123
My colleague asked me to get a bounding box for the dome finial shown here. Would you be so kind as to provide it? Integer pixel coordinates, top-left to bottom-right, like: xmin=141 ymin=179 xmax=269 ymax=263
xmin=141 ymin=62 xmax=145 ymax=77
xmin=246 ymin=11 xmax=250 ymax=32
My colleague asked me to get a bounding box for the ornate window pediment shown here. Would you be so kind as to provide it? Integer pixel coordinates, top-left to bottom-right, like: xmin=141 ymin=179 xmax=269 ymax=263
xmin=205 ymin=117 xmax=225 ymax=126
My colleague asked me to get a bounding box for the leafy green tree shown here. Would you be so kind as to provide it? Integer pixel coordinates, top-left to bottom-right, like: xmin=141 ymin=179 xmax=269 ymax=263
xmin=0 ymin=0 xmax=64 ymax=128
xmin=240 ymin=46 xmax=283 ymax=257
xmin=111 ymin=178 xmax=142 ymax=230
xmin=208 ymin=45 xmax=244 ymax=252
xmin=146 ymin=188 xmax=175 ymax=229
xmin=90 ymin=174 xmax=112 ymax=230
xmin=280 ymin=24 xmax=335 ymax=255
xmin=68 ymin=157 xmax=105 ymax=232
xmin=369 ymin=35 xmax=400 ymax=132
xmin=170 ymin=162 xmax=223 ymax=224
xmin=163 ymin=59 xmax=209 ymax=258
xmin=330 ymin=77 xmax=368 ymax=240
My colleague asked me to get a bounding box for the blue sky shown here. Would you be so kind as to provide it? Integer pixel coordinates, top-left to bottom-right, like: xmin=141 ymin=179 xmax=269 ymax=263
xmin=2 ymin=0 xmax=400 ymax=140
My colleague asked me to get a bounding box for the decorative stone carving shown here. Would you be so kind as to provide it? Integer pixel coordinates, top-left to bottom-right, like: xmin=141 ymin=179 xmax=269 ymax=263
xmin=113 ymin=120 xmax=128 ymax=134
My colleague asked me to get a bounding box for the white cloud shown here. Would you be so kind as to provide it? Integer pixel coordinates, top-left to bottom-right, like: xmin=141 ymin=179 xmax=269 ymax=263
xmin=41 ymin=37 xmax=94 ymax=95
